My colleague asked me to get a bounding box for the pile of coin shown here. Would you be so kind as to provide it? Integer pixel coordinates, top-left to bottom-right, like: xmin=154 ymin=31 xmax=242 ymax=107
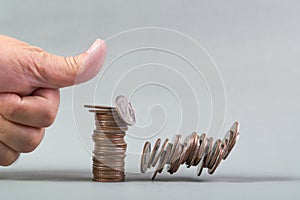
xmin=140 ymin=122 xmax=240 ymax=180
xmin=85 ymin=95 xmax=136 ymax=182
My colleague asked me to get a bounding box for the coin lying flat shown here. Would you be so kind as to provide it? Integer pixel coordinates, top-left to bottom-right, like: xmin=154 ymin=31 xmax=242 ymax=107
xmin=115 ymin=95 xmax=136 ymax=126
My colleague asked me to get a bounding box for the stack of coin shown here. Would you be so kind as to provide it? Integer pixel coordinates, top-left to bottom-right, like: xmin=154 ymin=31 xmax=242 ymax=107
xmin=140 ymin=122 xmax=240 ymax=180
xmin=85 ymin=95 xmax=136 ymax=182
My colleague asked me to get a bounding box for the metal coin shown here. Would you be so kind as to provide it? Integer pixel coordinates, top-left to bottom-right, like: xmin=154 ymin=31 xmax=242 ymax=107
xmin=158 ymin=143 xmax=173 ymax=173
xmin=208 ymin=140 xmax=226 ymax=174
xmin=204 ymin=137 xmax=213 ymax=167
xmin=115 ymin=95 xmax=136 ymax=126
xmin=140 ymin=141 xmax=151 ymax=173
xmin=151 ymin=138 xmax=169 ymax=167
xmin=196 ymin=155 xmax=207 ymax=176
xmin=147 ymin=138 xmax=161 ymax=168
xmin=207 ymin=139 xmax=221 ymax=169
xmin=186 ymin=133 xmax=199 ymax=167
xmin=192 ymin=133 xmax=207 ymax=166
xmin=167 ymin=134 xmax=181 ymax=164
xmin=168 ymin=142 xmax=184 ymax=174
xmin=181 ymin=133 xmax=196 ymax=164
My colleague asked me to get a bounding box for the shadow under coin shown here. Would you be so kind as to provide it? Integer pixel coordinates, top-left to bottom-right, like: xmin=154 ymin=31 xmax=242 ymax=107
xmin=1 ymin=170 xmax=299 ymax=183
xmin=126 ymin=173 xmax=300 ymax=183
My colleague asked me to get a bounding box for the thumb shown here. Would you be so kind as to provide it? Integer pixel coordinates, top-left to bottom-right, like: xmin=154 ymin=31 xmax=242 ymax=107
xmin=33 ymin=39 xmax=106 ymax=88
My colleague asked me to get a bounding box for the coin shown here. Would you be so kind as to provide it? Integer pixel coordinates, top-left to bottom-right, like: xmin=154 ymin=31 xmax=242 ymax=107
xmin=152 ymin=143 xmax=172 ymax=180
xmin=84 ymin=105 xmax=115 ymax=109
xmin=208 ymin=141 xmax=226 ymax=174
xmin=192 ymin=133 xmax=207 ymax=166
xmin=85 ymin=98 xmax=132 ymax=182
xmin=167 ymin=134 xmax=181 ymax=164
xmin=196 ymin=155 xmax=207 ymax=176
xmin=181 ymin=132 xmax=196 ymax=164
xmin=147 ymin=138 xmax=161 ymax=168
xmin=186 ymin=133 xmax=199 ymax=167
xmin=142 ymin=122 xmax=240 ymax=180
xmin=140 ymin=142 xmax=151 ymax=173
xmin=207 ymin=139 xmax=221 ymax=168
xmin=204 ymin=137 xmax=213 ymax=167
xmin=115 ymin=95 xmax=136 ymax=126
xmin=151 ymin=138 xmax=169 ymax=167
xmin=158 ymin=143 xmax=173 ymax=173
xmin=168 ymin=143 xmax=184 ymax=174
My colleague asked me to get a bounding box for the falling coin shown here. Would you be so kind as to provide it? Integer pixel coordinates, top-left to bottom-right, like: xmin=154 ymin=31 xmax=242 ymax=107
xmin=115 ymin=95 xmax=136 ymax=126
xmin=140 ymin=142 xmax=151 ymax=173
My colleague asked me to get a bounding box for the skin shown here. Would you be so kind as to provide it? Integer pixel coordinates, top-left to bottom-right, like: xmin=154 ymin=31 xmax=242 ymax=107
xmin=0 ymin=35 xmax=106 ymax=166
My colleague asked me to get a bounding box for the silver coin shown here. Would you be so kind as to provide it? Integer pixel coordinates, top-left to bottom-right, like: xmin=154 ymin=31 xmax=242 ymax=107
xmin=167 ymin=134 xmax=181 ymax=164
xmin=223 ymin=122 xmax=240 ymax=160
xmin=207 ymin=139 xmax=221 ymax=169
xmin=151 ymin=138 xmax=169 ymax=167
xmin=208 ymin=140 xmax=227 ymax=174
xmin=204 ymin=137 xmax=213 ymax=167
xmin=168 ymin=142 xmax=184 ymax=174
xmin=186 ymin=133 xmax=199 ymax=167
xmin=158 ymin=143 xmax=173 ymax=173
xmin=182 ymin=132 xmax=196 ymax=164
xmin=147 ymin=138 xmax=161 ymax=168
xmin=230 ymin=121 xmax=239 ymax=137
xmin=140 ymin=142 xmax=151 ymax=173
xmin=192 ymin=133 xmax=207 ymax=166
xmin=115 ymin=95 xmax=136 ymax=126
xmin=196 ymin=156 xmax=206 ymax=176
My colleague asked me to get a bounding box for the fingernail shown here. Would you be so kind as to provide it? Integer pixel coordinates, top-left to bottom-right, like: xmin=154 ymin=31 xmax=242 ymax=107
xmin=75 ymin=39 xmax=106 ymax=84
xmin=86 ymin=39 xmax=103 ymax=53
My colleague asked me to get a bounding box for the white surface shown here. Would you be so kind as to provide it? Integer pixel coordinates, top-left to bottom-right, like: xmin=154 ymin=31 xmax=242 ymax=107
xmin=0 ymin=0 xmax=300 ymax=199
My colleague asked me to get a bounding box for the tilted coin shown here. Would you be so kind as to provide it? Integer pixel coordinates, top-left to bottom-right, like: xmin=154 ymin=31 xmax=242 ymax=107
xmin=192 ymin=133 xmax=207 ymax=166
xmin=115 ymin=95 xmax=136 ymax=126
xmin=167 ymin=134 xmax=181 ymax=164
xmin=181 ymin=132 xmax=196 ymax=164
xmin=186 ymin=133 xmax=199 ymax=167
xmin=208 ymin=141 xmax=226 ymax=174
xmin=196 ymin=155 xmax=207 ymax=176
xmin=147 ymin=138 xmax=161 ymax=168
xmin=158 ymin=143 xmax=173 ymax=173
xmin=230 ymin=121 xmax=239 ymax=137
xmin=223 ymin=133 xmax=239 ymax=160
xmin=168 ymin=143 xmax=184 ymax=174
xmin=204 ymin=137 xmax=213 ymax=167
xmin=151 ymin=138 xmax=169 ymax=167
xmin=140 ymin=142 xmax=151 ymax=173
xmin=207 ymin=139 xmax=221 ymax=169
xmin=152 ymin=143 xmax=172 ymax=180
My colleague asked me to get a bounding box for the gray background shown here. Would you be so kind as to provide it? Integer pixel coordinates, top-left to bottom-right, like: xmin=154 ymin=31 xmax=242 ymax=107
xmin=0 ymin=0 xmax=300 ymax=199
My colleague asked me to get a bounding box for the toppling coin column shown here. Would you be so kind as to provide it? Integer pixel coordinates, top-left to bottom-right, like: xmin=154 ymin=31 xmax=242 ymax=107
xmin=140 ymin=122 xmax=240 ymax=180
xmin=85 ymin=96 xmax=136 ymax=182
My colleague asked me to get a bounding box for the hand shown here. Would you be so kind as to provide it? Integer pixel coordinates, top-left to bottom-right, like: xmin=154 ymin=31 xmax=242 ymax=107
xmin=0 ymin=35 xmax=106 ymax=166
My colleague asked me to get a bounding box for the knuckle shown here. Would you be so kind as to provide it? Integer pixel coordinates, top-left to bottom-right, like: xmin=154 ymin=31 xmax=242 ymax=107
xmin=22 ymin=47 xmax=46 ymax=81
xmin=64 ymin=56 xmax=81 ymax=76
xmin=1 ymin=94 xmax=21 ymax=119
xmin=0 ymin=152 xmax=19 ymax=167
xmin=41 ymin=108 xmax=57 ymax=127
xmin=21 ymin=129 xmax=44 ymax=153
